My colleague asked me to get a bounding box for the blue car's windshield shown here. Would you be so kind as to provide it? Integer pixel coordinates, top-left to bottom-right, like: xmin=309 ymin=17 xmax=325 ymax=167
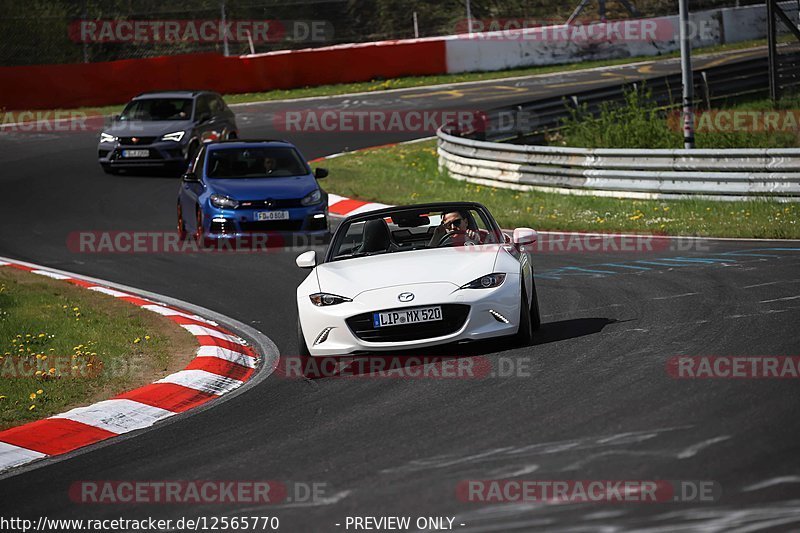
xmin=119 ymin=98 xmax=192 ymax=121
xmin=206 ymin=147 xmax=309 ymax=179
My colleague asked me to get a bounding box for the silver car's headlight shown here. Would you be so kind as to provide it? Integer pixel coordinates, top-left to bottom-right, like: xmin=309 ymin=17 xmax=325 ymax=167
xmin=460 ymin=273 xmax=506 ymax=289
xmin=309 ymin=293 xmax=351 ymax=306
xmin=301 ymin=189 xmax=322 ymax=206
xmin=99 ymin=132 xmax=118 ymax=143
xmin=210 ymin=194 xmax=239 ymax=209
xmin=161 ymin=131 xmax=186 ymax=142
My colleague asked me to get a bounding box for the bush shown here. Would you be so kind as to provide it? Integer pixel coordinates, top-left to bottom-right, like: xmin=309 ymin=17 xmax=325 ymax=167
xmin=557 ymin=88 xmax=799 ymax=149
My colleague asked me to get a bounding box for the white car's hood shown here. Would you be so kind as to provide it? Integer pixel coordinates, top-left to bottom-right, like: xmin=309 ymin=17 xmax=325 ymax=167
xmin=315 ymin=245 xmax=503 ymax=298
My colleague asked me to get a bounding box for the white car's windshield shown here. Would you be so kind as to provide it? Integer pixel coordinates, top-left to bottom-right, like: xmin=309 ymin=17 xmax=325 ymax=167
xmin=330 ymin=206 xmax=502 ymax=261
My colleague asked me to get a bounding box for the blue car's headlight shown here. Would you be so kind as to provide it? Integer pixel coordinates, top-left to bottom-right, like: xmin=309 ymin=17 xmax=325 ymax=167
xmin=99 ymin=132 xmax=117 ymax=143
xmin=460 ymin=273 xmax=506 ymax=289
xmin=309 ymin=293 xmax=351 ymax=306
xmin=161 ymin=131 xmax=186 ymax=142
xmin=210 ymin=194 xmax=239 ymax=209
xmin=301 ymin=189 xmax=322 ymax=206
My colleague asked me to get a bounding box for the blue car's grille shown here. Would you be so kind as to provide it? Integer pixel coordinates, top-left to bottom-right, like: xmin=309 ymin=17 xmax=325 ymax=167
xmin=236 ymin=198 xmax=304 ymax=209
xmin=239 ymin=220 xmax=304 ymax=232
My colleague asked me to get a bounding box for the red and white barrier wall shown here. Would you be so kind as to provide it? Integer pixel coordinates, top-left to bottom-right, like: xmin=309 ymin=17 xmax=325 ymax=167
xmin=0 ymin=3 xmax=781 ymax=111
xmin=0 ymin=39 xmax=446 ymax=111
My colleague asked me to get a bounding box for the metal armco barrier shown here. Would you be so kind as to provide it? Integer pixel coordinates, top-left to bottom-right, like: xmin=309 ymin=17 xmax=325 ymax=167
xmin=437 ymin=128 xmax=800 ymax=201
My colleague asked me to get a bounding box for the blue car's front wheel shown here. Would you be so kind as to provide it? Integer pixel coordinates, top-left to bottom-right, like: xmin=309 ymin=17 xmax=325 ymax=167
xmin=194 ymin=208 xmax=204 ymax=243
xmin=176 ymin=202 xmax=188 ymax=241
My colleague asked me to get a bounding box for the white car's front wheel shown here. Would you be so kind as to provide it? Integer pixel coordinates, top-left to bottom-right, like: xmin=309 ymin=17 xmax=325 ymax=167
xmin=514 ymin=286 xmax=534 ymax=346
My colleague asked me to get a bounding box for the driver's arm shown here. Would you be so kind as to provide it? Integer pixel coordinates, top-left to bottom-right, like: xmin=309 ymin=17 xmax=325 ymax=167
xmin=428 ymin=225 xmax=445 ymax=247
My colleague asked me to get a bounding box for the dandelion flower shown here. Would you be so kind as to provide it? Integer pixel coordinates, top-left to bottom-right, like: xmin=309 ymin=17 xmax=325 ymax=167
xmin=29 ymin=405 xmax=36 ymax=411
xmin=29 ymin=393 xmax=36 ymax=400
xmin=133 ymin=338 xmax=141 ymax=344
xmin=36 ymin=389 xmax=43 ymax=394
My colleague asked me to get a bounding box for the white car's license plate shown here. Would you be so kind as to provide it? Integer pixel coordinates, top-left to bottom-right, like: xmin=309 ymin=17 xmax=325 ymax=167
xmin=256 ymin=211 xmax=290 ymax=221
xmin=121 ymin=149 xmax=149 ymax=158
xmin=373 ymin=306 xmax=443 ymax=328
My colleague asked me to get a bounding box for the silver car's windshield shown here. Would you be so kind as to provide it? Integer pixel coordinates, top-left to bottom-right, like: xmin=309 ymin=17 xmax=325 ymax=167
xmin=119 ymin=98 xmax=192 ymax=121
xmin=329 ymin=206 xmax=502 ymax=261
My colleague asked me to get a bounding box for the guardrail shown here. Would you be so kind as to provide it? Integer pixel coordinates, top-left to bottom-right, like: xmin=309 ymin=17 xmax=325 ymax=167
xmin=437 ymin=128 xmax=800 ymax=201
xmin=439 ymin=48 xmax=800 ymax=201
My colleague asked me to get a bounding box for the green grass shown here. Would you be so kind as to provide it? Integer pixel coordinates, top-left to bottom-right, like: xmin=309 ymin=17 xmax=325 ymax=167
xmin=0 ymin=268 xmax=197 ymax=429
xmin=319 ymin=140 xmax=799 ymax=239
xmin=3 ymin=39 xmax=769 ymax=116
xmin=556 ymin=90 xmax=800 ymax=149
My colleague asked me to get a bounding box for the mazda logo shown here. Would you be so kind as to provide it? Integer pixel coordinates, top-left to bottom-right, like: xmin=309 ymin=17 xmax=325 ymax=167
xmin=398 ymin=292 xmax=414 ymax=302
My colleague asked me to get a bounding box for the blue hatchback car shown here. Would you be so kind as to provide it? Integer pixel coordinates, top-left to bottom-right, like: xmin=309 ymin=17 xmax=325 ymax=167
xmin=177 ymin=140 xmax=329 ymax=244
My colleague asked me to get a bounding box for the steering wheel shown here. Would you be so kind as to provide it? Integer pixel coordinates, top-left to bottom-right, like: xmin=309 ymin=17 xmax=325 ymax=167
xmin=436 ymin=231 xmax=477 ymax=247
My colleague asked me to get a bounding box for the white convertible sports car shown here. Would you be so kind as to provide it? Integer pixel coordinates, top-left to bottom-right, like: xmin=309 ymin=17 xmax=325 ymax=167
xmin=295 ymin=202 xmax=540 ymax=357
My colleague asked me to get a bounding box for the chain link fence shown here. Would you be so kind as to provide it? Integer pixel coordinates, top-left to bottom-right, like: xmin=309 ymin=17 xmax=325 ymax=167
xmin=0 ymin=0 xmax=768 ymax=66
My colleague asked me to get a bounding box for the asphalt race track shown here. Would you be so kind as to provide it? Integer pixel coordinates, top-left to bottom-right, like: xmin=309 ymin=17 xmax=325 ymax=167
xmin=1 ymin=48 xmax=800 ymax=531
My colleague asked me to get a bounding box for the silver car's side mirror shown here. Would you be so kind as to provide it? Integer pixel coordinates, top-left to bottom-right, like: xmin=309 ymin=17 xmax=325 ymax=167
xmin=296 ymin=250 xmax=317 ymax=269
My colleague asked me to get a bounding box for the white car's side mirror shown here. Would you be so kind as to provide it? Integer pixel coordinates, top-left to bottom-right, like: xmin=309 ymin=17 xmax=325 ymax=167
xmin=296 ymin=250 xmax=317 ymax=269
xmin=512 ymin=228 xmax=538 ymax=246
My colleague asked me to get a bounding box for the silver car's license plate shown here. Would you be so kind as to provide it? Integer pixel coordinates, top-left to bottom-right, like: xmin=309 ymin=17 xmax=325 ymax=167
xmin=121 ymin=149 xmax=149 ymax=158
xmin=373 ymin=306 xmax=443 ymax=328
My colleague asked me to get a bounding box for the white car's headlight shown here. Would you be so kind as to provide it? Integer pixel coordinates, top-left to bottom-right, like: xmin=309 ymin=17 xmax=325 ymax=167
xmin=301 ymin=189 xmax=322 ymax=206
xmin=460 ymin=273 xmax=506 ymax=289
xmin=210 ymin=194 xmax=239 ymax=209
xmin=309 ymin=293 xmax=351 ymax=306
xmin=99 ymin=132 xmax=118 ymax=143
xmin=161 ymin=131 xmax=186 ymax=142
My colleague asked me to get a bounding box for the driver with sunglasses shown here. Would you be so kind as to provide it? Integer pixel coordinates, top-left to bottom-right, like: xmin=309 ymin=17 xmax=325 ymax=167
xmin=429 ymin=210 xmax=482 ymax=247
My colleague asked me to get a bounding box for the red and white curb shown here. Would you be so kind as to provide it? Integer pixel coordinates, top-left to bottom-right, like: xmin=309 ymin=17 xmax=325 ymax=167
xmin=314 ymin=137 xmax=432 ymax=219
xmin=328 ymin=193 xmax=390 ymax=218
xmin=0 ymin=257 xmax=275 ymax=474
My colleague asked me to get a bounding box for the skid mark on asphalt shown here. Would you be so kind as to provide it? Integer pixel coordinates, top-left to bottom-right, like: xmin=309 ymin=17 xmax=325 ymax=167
xmin=537 ymin=248 xmax=800 ymax=280
xmin=742 ymin=476 xmax=800 ymax=492
xmin=486 ymin=464 xmax=540 ymax=478
xmin=759 ymin=294 xmax=800 ymax=304
xmin=677 ymin=435 xmax=732 ymax=459
xmin=742 ymin=279 xmax=800 ymax=289
xmin=450 ymin=499 xmax=800 ymax=532
xmin=226 ymin=490 xmax=352 ymax=515
xmin=379 ymin=426 xmax=694 ymax=475
xmin=650 ymin=292 xmax=699 ymax=301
